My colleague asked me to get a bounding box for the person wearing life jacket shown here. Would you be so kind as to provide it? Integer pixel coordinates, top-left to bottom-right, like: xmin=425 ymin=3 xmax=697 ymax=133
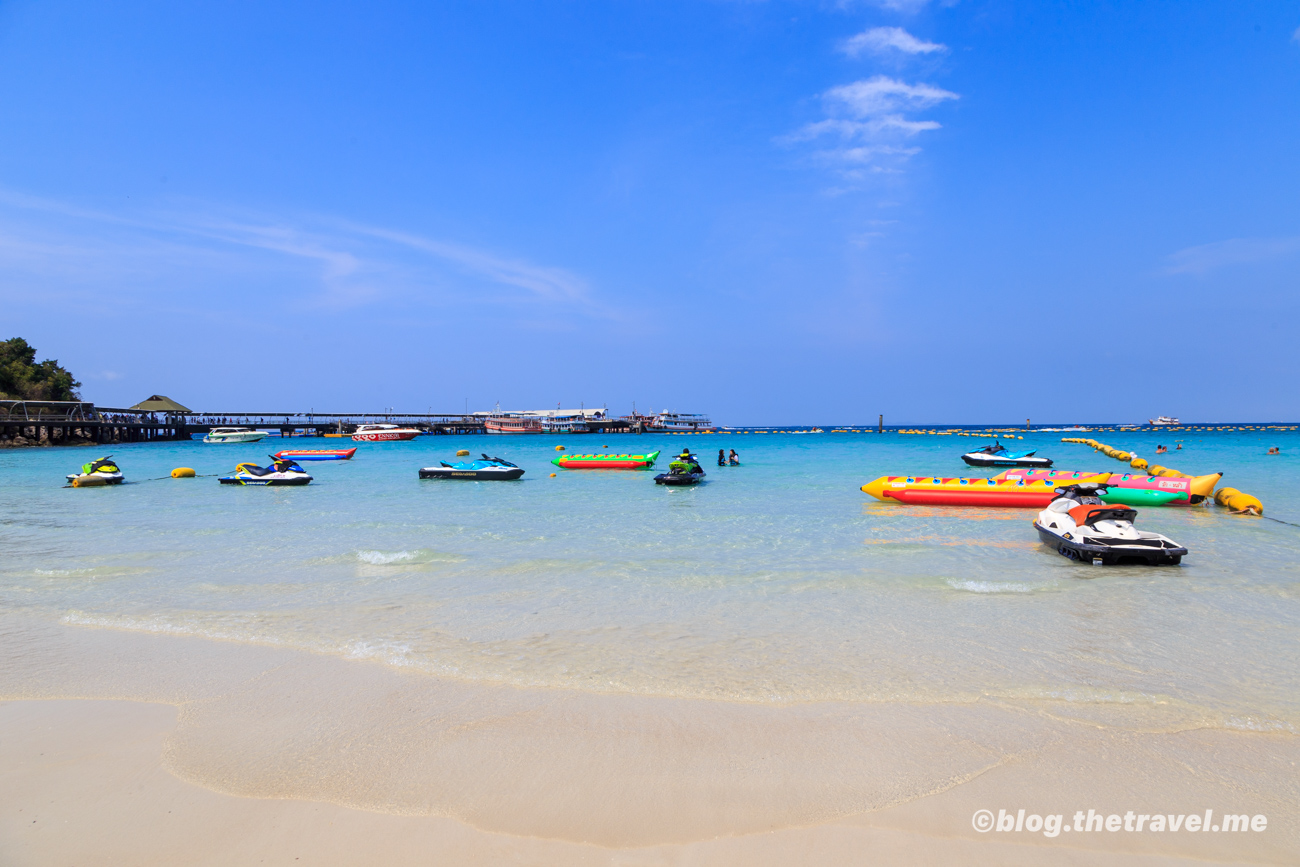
xmin=670 ymin=449 xmax=700 ymax=474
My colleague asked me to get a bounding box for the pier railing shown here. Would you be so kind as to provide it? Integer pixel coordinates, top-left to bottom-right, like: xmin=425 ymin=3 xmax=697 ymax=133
xmin=0 ymin=403 xmax=644 ymax=447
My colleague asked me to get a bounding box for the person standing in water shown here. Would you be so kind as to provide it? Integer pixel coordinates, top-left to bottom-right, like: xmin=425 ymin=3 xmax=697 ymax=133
xmin=717 ymin=449 xmax=726 ymax=466
xmin=728 ymin=449 xmax=740 ymax=465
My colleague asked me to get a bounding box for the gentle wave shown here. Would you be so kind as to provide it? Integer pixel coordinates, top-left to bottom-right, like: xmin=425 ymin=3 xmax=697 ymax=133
xmin=946 ymin=579 xmax=1042 ymax=593
xmin=49 ymin=607 xmax=1300 ymax=733
xmin=33 ymin=566 xmax=145 ymax=578
xmin=353 ymin=549 xmax=464 ymax=566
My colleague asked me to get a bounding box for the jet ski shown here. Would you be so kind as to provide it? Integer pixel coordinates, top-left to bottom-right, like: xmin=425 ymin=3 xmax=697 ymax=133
xmin=1033 ymin=484 xmax=1187 ymax=566
xmin=654 ymin=451 xmax=706 ymax=486
xmin=219 ymin=456 xmax=313 ymax=486
xmin=419 ymin=454 xmax=524 ymax=480
xmin=66 ymin=455 xmax=124 ymax=486
xmin=961 ymin=440 xmax=1053 ymax=468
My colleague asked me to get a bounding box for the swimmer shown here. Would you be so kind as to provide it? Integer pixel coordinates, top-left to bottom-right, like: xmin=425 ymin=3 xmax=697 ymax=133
xmin=1155 ymin=445 xmax=1167 ymax=454
xmin=1268 ymin=447 xmax=1280 ymax=455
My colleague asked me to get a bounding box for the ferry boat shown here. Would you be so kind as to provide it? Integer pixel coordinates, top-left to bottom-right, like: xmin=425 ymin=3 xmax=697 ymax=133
xmin=203 ymin=427 xmax=270 ymax=444
xmin=540 ymin=414 xmax=590 ymax=434
xmin=351 ymin=423 xmax=421 ymax=442
xmin=1148 ymin=416 xmax=1180 ymax=427
xmin=648 ymin=411 xmax=714 ymax=433
xmin=485 ymin=413 xmax=543 ymax=434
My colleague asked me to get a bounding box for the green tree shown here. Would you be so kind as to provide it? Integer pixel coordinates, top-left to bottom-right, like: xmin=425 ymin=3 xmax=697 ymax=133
xmin=0 ymin=338 xmax=82 ymax=401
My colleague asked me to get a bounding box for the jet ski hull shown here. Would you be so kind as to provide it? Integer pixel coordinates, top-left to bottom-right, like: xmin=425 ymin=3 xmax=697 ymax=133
xmin=961 ymin=454 xmax=1053 ymax=468
xmin=219 ymin=475 xmax=312 ymax=486
xmin=66 ymin=472 xmax=124 ymax=485
xmin=654 ymin=472 xmax=705 ymax=485
xmin=419 ymin=467 xmax=524 ymax=480
xmin=1033 ymin=522 xmax=1187 ymax=566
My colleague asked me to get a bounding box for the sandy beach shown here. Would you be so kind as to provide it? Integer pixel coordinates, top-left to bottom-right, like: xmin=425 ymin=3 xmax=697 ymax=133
xmin=2 ymin=613 xmax=1295 ymax=865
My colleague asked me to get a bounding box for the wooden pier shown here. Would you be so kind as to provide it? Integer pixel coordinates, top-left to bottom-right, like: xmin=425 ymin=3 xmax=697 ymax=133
xmin=0 ymin=401 xmax=495 ymax=446
xmin=1 ymin=401 xmax=647 ymax=447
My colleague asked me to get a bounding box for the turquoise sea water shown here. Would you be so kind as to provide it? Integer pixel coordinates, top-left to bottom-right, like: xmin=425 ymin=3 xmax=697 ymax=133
xmin=2 ymin=428 xmax=1298 ymax=733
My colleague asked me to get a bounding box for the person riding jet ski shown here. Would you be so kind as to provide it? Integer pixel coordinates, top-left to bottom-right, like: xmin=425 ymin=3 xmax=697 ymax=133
xmin=1033 ymin=484 xmax=1187 ymax=566
xmin=419 ymin=454 xmax=525 ymax=480
xmin=219 ymin=456 xmax=313 ymax=486
xmin=961 ymin=440 xmax=1053 ymax=469
xmin=67 ymin=455 xmax=124 ymax=485
xmin=654 ymin=449 xmax=706 ymax=486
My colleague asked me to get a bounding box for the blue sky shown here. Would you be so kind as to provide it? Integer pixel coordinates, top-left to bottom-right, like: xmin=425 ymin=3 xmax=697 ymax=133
xmin=0 ymin=1 xmax=1297 ymax=424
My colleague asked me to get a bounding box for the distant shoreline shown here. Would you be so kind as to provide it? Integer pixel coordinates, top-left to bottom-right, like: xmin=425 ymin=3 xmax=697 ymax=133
xmin=3 ymin=421 xmax=1298 ymax=450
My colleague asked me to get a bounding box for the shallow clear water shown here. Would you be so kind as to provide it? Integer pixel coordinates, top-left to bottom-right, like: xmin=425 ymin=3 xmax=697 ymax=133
xmin=2 ymin=427 xmax=1298 ymax=733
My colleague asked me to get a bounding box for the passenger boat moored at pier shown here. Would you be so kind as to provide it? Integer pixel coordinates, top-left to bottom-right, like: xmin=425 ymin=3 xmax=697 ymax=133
xmin=484 ymin=411 xmax=543 ymax=434
xmin=647 ymin=411 xmax=713 ymax=433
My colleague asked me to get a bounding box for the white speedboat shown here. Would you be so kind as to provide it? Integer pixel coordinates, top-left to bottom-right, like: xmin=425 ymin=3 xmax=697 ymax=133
xmin=1148 ymin=416 xmax=1180 ymax=426
xmin=204 ymin=427 xmax=270 ymax=444
xmin=352 ymin=423 xmax=421 ymax=442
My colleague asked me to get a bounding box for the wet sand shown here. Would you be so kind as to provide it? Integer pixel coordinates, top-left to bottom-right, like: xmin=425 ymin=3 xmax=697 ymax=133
xmin=2 ymin=699 xmax=1288 ymax=866
xmin=1 ymin=617 xmax=1295 ymax=865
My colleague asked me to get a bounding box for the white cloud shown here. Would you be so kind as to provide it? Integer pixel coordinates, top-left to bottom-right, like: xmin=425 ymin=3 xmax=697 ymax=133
xmin=839 ymin=0 xmax=936 ymax=12
xmin=824 ymin=76 xmax=959 ymax=117
xmin=346 ymin=225 xmax=589 ymax=303
xmin=782 ymin=75 xmax=957 ymax=180
xmin=0 ymin=190 xmax=606 ymax=318
xmin=841 ymin=27 xmax=946 ymax=57
xmin=784 ymin=115 xmax=940 ymax=144
xmin=1165 ymin=236 xmax=1300 ymax=275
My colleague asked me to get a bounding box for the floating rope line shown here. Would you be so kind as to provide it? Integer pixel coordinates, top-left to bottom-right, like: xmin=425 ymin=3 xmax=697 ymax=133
xmin=1061 ymin=437 xmax=1263 ymax=515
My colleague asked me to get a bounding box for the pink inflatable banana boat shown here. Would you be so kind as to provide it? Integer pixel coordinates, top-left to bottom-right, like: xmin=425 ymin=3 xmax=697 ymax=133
xmin=993 ymin=468 xmax=1221 ymax=505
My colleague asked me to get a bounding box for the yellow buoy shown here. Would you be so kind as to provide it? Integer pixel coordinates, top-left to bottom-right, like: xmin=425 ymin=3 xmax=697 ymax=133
xmin=71 ymin=475 xmax=107 ymax=487
xmin=456 ymin=449 xmax=470 ymax=456
xmin=549 ymin=472 xmax=556 ymax=477
xmin=1130 ymin=457 xmax=1148 ymax=470
xmin=171 ymin=467 xmax=196 ymax=478
xmin=556 ymin=445 xmax=565 ymax=451
xmin=1215 ymin=487 xmax=1263 ymax=515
